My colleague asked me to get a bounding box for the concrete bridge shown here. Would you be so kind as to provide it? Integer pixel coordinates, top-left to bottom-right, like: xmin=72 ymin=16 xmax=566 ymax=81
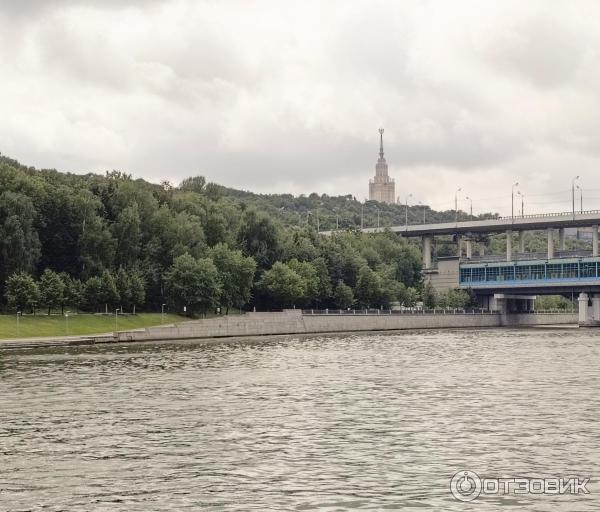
xmin=330 ymin=210 xmax=600 ymax=326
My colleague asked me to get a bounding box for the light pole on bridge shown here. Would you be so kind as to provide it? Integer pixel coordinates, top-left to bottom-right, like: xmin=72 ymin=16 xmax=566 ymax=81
xmin=511 ymin=181 xmax=519 ymax=222
xmin=572 ymin=176 xmax=580 ymax=218
xmin=405 ymin=193 xmax=412 ymax=226
xmin=454 ymin=188 xmax=462 ymax=223
xmin=576 ymin=184 xmax=583 ymax=213
xmin=465 ymin=196 xmax=473 ymax=217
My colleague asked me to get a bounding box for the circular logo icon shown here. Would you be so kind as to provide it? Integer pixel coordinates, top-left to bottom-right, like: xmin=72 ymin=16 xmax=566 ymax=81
xmin=450 ymin=470 xmax=482 ymax=502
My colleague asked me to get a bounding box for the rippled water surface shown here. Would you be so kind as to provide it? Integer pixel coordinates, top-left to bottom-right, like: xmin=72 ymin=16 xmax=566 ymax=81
xmin=2 ymin=328 xmax=600 ymax=510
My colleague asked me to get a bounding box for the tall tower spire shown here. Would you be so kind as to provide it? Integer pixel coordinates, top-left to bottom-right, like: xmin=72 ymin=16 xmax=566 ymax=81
xmin=369 ymin=127 xmax=395 ymax=204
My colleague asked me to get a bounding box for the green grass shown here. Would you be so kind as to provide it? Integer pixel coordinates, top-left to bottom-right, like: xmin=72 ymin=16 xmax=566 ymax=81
xmin=0 ymin=313 xmax=189 ymax=339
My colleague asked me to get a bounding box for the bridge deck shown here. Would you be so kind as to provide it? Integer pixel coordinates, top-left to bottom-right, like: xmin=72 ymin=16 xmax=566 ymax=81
xmin=328 ymin=210 xmax=600 ymax=237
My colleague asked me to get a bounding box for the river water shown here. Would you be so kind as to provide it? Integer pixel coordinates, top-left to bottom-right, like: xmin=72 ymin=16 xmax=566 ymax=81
xmin=2 ymin=327 xmax=600 ymax=511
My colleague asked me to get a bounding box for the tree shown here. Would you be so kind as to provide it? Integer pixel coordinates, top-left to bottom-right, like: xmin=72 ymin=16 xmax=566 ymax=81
xmin=129 ymin=270 xmax=146 ymax=314
xmin=422 ymin=281 xmax=437 ymax=309
xmin=83 ymin=276 xmax=103 ymax=312
xmin=208 ymin=244 xmax=256 ymax=313
xmin=164 ymin=254 xmax=222 ymax=316
xmin=63 ymin=275 xmax=84 ymax=312
xmin=0 ymin=192 xmax=41 ymax=285
xmin=258 ymin=261 xmax=306 ymax=308
xmin=287 ymin=259 xmax=320 ymax=306
xmin=333 ymin=281 xmax=354 ymax=309
xmin=355 ymin=265 xmax=382 ymax=308
xmin=99 ymin=270 xmax=120 ymax=312
xmin=39 ymin=269 xmax=65 ymax=315
xmin=113 ymin=203 xmax=142 ymax=267
xmin=5 ymin=272 xmax=40 ymax=313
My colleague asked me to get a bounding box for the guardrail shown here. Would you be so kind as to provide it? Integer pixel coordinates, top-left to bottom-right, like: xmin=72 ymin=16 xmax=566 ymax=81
xmin=497 ymin=210 xmax=600 ymax=221
xmin=464 ymin=250 xmax=594 ymax=264
xmin=302 ymin=308 xmax=496 ymax=315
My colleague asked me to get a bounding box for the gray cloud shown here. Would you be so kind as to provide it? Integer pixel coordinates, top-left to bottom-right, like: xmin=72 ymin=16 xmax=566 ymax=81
xmin=1 ymin=0 xmax=600 ymax=214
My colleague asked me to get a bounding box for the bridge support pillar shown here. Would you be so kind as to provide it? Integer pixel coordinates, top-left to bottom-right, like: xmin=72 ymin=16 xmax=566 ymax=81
xmin=518 ymin=231 xmax=525 ymax=253
xmin=547 ymin=228 xmax=554 ymax=259
xmin=465 ymin=240 xmax=473 ymax=259
xmin=593 ymin=225 xmax=598 ymax=257
xmin=593 ymin=294 xmax=600 ymax=322
xmin=579 ymin=292 xmax=589 ymax=325
xmin=559 ymin=228 xmax=566 ymax=251
xmin=506 ymin=230 xmax=512 ymax=261
xmin=422 ymin=236 xmax=432 ymax=269
xmin=457 ymin=236 xmax=462 ymax=257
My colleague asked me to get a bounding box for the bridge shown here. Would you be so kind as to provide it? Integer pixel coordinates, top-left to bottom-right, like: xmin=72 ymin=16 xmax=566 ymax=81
xmin=328 ymin=210 xmax=600 ymax=325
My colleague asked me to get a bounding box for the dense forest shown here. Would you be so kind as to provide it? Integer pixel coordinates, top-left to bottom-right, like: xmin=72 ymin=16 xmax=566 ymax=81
xmin=1 ymin=154 xmax=449 ymax=315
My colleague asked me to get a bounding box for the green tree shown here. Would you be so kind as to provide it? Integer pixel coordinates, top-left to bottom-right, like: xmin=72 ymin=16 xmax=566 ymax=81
xmin=129 ymin=269 xmax=146 ymax=314
xmin=5 ymin=272 xmax=40 ymax=313
xmin=164 ymin=254 xmax=222 ymax=316
xmin=333 ymin=281 xmax=354 ymax=309
xmin=83 ymin=276 xmax=103 ymax=312
xmin=258 ymin=261 xmax=306 ymax=308
xmin=113 ymin=203 xmax=142 ymax=267
xmin=208 ymin=244 xmax=256 ymax=313
xmin=39 ymin=269 xmax=65 ymax=315
xmin=355 ymin=265 xmax=382 ymax=308
xmin=63 ymin=275 xmax=84 ymax=312
xmin=422 ymin=281 xmax=437 ymax=309
xmin=99 ymin=270 xmax=120 ymax=312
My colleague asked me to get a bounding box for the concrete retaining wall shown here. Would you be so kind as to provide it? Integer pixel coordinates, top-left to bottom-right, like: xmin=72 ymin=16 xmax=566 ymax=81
xmin=108 ymin=310 xmax=578 ymax=343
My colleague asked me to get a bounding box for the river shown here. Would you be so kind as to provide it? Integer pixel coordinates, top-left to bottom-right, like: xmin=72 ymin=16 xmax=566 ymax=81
xmin=2 ymin=327 xmax=600 ymax=510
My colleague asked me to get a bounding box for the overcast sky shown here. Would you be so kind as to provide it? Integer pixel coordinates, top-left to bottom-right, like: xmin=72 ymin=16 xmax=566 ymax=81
xmin=2 ymin=0 xmax=600 ymax=215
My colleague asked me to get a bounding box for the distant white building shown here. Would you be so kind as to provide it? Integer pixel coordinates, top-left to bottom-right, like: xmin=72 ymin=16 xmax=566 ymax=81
xmin=368 ymin=128 xmax=395 ymax=204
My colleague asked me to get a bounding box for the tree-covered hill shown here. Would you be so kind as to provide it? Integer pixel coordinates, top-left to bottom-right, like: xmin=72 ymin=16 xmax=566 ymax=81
xmin=4 ymin=154 xmax=461 ymax=315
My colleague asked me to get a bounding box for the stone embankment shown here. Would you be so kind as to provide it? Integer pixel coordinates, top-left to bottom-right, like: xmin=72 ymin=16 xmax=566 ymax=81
xmin=0 ymin=309 xmax=578 ymax=350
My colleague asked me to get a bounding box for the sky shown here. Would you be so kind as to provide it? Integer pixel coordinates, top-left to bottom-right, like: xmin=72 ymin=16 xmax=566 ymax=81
xmin=2 ymin=0 xmax=600 ymax=216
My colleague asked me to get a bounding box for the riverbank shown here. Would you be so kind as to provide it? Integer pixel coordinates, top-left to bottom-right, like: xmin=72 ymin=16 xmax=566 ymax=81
xmin=0 ymin=313 xmax=187 ymax=339
xmin=0 ymin=310 xmax=578 ymax=350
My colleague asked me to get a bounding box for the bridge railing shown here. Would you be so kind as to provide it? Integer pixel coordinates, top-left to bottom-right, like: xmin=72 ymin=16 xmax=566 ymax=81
xmin=496 ymin=210 xmax=600 ymax=221
xmin=302 ymin=308 xmax=497 ymax=315
xmin=464 ymin=250 xmax=594 ymax=264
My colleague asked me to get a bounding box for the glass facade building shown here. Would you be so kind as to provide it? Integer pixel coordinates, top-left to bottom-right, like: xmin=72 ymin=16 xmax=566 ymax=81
xmin=459 ymin=258 xmax=600 ymax=286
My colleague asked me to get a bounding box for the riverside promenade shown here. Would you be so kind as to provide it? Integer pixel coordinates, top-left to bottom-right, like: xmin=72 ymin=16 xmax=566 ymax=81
xmin=0 ymin=309 xmax=578 ymax=350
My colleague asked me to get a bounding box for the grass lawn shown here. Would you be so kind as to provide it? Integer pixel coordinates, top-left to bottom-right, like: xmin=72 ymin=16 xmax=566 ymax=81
xmin=0 ymin=313 xmax=189 ymax=339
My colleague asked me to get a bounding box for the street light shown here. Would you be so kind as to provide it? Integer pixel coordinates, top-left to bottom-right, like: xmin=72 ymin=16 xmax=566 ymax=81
xmin=16 ymin=311 xmax=21 ymax=337
xmin=115 ymin=309 xmax=119 ymax=332
xmin=576 ymin=184 xmax=583 ymax=213
xmin=517 ymin=191 xmax=524 ymax=217
xmin=405 ymin=193 xmax=413 ymax=226
xmin=511 ymin=181 xmax=519 ymax=221
xmin=465 ymin=196 xmax=473 ymax=217
xmin=161 ymin=303 xmax=166 ymax=324
xmin=455 ymin=188 xmax=462 ymax=223
xmin=65 ymin=311 xmax=70 ymax=336
xmin=572 ymin=176 xmax=580 ymax=217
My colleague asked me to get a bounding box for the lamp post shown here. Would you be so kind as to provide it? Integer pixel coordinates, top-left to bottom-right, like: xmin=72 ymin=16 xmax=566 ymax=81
xmin=576 ymin=184 xmax=583 ymax=213
xmin=405 ymin=193 xmax=412 ymax=226
xmin=511 ymin=181 xmax=519 ymax=221
xmin=517 ymin=191 xmax=524 ymax=217
xmin=115 ymin=309 xmax=119 ymax=332
xmin=161 ymin=303 xmax=166 ymax=324
xmin=65 ymin=311 xmax=70 ymax=336
xmin=465 ymin=196 xmax=473 ymax=217
xmin=572 ymin=176 xmax=580 ymax=218
xmin=16 ymin=311 xmax=21 ymax=337
xmin=454 ymin=188 xmax=462 ymax=223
